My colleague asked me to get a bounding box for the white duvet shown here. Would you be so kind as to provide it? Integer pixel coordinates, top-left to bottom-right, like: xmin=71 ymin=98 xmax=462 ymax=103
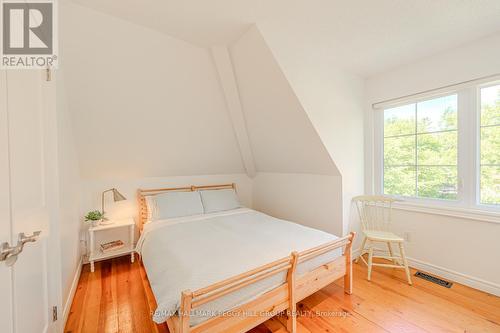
xmin=136 ymin=208 xmax=341 ymax=325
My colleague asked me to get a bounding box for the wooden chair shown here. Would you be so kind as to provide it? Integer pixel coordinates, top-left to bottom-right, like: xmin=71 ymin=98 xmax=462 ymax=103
xmin=352 ymin=195 xmax=412 ymax=285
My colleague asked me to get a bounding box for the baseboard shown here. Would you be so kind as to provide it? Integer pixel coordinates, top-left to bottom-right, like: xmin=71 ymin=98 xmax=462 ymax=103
xmin=407 ymin=257 xmax=500 ymax=296
xmin=62 ymin=258 xmax=83 ymax=330
xmin=352 ymin=248 xmax=500 ymax=297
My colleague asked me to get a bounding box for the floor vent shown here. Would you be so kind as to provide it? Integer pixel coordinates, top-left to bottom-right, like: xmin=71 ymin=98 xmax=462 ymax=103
xmin=415 ymin=271 xmax=453 ymax=288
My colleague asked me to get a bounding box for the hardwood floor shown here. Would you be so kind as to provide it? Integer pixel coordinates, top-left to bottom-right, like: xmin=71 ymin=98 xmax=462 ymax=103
xmin=65 ymin=255 xmax=500 ymax=333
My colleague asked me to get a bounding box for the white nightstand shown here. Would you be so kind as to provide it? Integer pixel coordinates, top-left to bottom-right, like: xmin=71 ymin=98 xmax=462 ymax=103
xmin=88 ymin=217 xmax=136 ymax=272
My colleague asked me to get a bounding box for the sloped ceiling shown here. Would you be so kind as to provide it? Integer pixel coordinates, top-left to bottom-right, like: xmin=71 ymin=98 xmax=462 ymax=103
xmin=229 ymin=26 xmax=339 ymax=176
xmin=61 ymin=3 xmax=245 ymax=179
xmin=61 ymin=1 xmax=500 ymax=182
xmin=251 ymin=24 xmax=366 ymax=232
xmin=61 ymin=2 xmax=338 ymax=180
xmin=68 ymin=0 xmax=500 ymax=77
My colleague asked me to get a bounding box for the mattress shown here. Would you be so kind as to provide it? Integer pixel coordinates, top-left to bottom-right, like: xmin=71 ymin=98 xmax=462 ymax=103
xmin=136 ymin=208 xmax=341 ymax=325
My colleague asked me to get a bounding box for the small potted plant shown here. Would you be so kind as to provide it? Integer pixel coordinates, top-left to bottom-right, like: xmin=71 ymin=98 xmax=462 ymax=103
xmin=84 ymin=210 xmax=105 ymax=227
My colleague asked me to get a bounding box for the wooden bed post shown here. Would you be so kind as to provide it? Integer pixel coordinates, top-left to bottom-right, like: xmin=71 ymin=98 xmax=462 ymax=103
xmin=179 ymin=290 xmax=193 ymax=333
xmin=344 ymin=232 xmax=355 ymax=295
xmin=137 ymin=189 xmax=145 ymax=231
xmin=286 ymin=252 xmax=299 ymax=333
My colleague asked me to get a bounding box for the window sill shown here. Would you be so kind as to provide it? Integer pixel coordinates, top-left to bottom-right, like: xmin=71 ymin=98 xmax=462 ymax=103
xmin=392 ymin=201 xmax=500 ymax=224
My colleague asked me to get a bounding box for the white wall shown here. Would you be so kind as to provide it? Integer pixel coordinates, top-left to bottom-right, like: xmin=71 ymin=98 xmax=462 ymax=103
xmin=366 ymin=33 xmax=500 ymax=105
xmin=62 ymin=2 xmax=245 ymax=179
xmin=253 ymin=173 xmax=342 ymax=235
xmin=229 ymin=27 xmax=343 ymax=235
xmin=229 ymin=27 xmax=339 ymax=176
xmin=255 ymin=23 xmax=366 ymax=241
xmin=365 ymin=32 xmax=500 ymax=293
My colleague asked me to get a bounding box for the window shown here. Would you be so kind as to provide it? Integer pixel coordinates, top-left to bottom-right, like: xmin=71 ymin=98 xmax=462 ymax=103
xmin=479 ymin=84 xmax=500 ymax=205
xmin=383 ymin=95 xmax=458 ymax=200
xmin=375 ymin=79 xmax=500 ymax=211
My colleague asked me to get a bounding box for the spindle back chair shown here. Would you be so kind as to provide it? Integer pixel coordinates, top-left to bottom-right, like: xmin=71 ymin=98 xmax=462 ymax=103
xmin=352 ymin=195 xmax=412 ymax=285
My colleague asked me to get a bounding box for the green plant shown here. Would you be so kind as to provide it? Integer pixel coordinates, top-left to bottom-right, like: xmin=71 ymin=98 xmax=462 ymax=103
xmin=84 ymin=210 xmax=105 ymax=222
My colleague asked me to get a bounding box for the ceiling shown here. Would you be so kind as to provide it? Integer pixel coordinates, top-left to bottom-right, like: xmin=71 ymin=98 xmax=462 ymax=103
xmin=69 ymin=0 xmax=500 ymax=77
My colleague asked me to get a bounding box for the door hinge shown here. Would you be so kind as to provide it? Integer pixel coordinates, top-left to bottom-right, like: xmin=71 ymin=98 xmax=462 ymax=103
xmin=52 ymin=306 xmax=58 ymax=321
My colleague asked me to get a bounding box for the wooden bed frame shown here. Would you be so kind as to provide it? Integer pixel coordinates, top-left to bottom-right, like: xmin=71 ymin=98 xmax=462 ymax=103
xmin=137 ymin=184 xmax=355 ymax=333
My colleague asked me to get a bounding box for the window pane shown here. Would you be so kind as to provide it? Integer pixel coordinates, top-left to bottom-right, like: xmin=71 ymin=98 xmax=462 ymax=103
xmin=417 ymin=131 xmax=457 ymax=166
xmin=417 ymin=94 xmax=457 ymax=133
xmin=384 ymin=104 xmax=415 ymax=137
xmin=384 ymin=135 xmax=415 ymax=166
xmin=418 ymin=166 xmax=457 ymax=200
xmin=480 ymin=166 xmax=500 ymax=205
xmin=384 ymin=166 xmax=416 ymax=197
xmin=480 ymin=126 xmax=500 ymax=165
xmin=480 ymin=85 xmax=500 ymax=126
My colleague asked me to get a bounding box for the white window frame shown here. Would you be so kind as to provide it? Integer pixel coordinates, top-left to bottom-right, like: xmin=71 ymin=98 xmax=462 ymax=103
xmin=476 ymin=80 xmax=500 ymax=210
xmin=373 ymin=77 xmax=500 ymax=222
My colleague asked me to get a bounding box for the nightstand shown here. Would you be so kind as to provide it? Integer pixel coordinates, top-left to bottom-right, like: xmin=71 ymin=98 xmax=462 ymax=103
xmin=88 ymin=217 xmax=136 ymax=272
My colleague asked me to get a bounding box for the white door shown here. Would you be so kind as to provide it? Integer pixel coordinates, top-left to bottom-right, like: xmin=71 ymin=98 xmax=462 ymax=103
xmin=0 ymin=70 xmax=61 ymax=333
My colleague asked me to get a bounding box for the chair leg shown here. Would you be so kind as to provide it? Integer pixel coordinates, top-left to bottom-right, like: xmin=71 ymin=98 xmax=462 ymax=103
xmin=398 ymin=243 xmax=412 ymax=285
xmin=386 ymin=242 xmax=396 ymax=264
xmin=367 ymin=246 xmax=374 ymax=281
xmin=355 ymin=237 xmax=367 ymax=264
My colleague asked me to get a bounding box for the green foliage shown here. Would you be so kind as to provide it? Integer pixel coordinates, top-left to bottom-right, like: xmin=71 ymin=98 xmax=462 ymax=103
xmin=480 ymin=98 xmax=500 ymax=205
xmin=481 ymin=93 xmax=500 ymax=126
xmin=384 ymin=136 xmax=415 ymax=166
xmin=383 ymin=94 xmax=499 ymax=205
xmin=84 ymin=210 xmax=105 ymax=222
xmin=384 ymin=166 xmax=415 ymax=197
xmin=384 ymin=105 xmax=458 ymax=200
xmin=481 ymin=166 xmax=500 ymax=205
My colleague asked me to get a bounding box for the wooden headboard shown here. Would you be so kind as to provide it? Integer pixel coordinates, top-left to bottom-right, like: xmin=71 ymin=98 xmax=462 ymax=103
xmin=137 ymin=183 xmax=236 ymax=230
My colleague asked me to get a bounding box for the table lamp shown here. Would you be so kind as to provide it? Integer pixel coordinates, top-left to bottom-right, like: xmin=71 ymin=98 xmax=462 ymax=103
xmin=100 ymin=188 xmax=126 ymax=225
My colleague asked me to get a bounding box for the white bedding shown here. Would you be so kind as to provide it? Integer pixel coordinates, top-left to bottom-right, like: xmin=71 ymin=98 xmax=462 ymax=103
xmin=136 ymin=208 xmax=341 ymax=325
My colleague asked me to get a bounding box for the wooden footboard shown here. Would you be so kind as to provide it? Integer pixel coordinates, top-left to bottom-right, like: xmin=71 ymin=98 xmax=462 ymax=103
xmin=167 ymin=232 xmax=355 ymax=333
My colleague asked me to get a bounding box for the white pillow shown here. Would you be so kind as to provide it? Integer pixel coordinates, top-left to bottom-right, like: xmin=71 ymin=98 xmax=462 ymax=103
xmin=145 ymin=196 xmax=158 ymax=221
xmin=200 ymin=189 xmax=241 ymax=213
xmin=154 ymin=191 xmax=204 ymax=220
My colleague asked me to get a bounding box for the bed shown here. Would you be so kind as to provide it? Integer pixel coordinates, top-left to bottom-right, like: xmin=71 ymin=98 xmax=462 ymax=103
xmin=136 ymin=184 xmax=354 ymax=333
